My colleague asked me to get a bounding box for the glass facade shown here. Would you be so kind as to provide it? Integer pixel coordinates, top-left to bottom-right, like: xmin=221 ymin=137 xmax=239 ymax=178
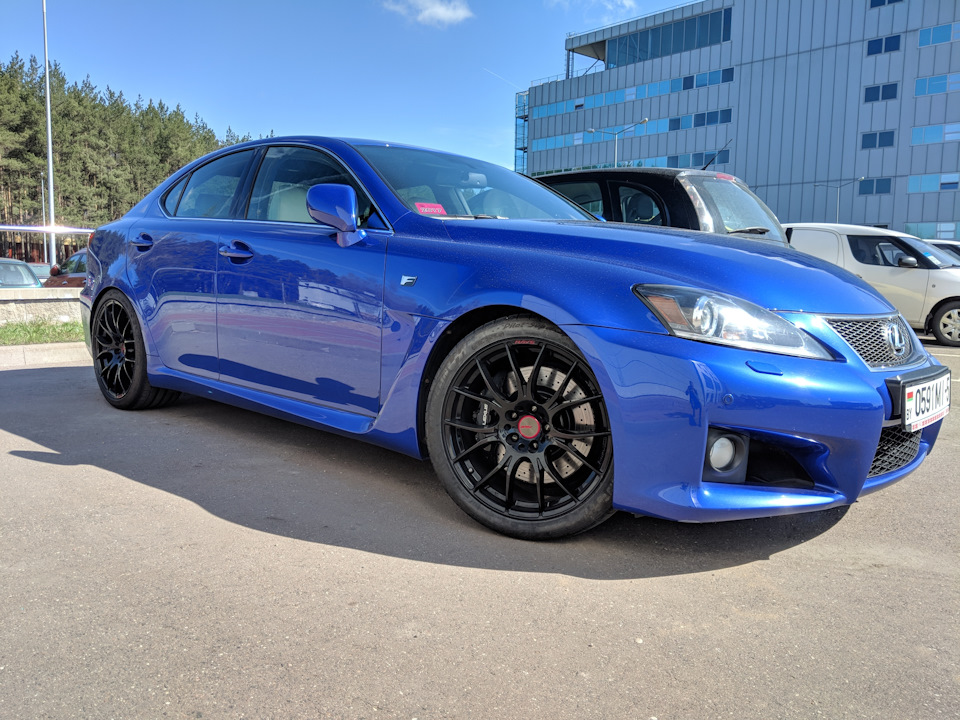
xmin=905 ymin=222 xmax=959 ymax=240
xmin=911 ymin=124 xmax=960 ymax=145
xmin=531 ymin=68 xmax=734 ymax=120
xmin=529 ymin=148 xmax=731 ymax=177
xmin=605 ymin=9 xmax=731 ymax=69
xmin=531 ymin=109 xmax=733 ymax=152
xmin=915 ymin=74 xmax=960 ymax=97
xmin=908 ymin=174 xmax=960 ymax=193
xmin=919 ymin=23 xmax=959 ymax=47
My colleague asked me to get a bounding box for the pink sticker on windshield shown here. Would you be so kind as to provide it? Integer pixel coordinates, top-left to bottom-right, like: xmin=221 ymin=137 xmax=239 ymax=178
xmin=416 ymin=202 xmax=446 ymax=215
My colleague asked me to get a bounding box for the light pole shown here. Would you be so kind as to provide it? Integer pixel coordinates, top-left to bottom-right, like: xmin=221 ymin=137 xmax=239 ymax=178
xmin=587 ymin=118 xmax=649 ymax=168
xmin=814 ymin=177 xmax=864 ymax=224
xmin=42 ymin=0 xmax=57 ymax=265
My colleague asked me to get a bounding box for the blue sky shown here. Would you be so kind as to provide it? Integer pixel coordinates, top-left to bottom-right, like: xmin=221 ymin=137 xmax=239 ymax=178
xmin=2 ymin=0 xmax=679 ymax=168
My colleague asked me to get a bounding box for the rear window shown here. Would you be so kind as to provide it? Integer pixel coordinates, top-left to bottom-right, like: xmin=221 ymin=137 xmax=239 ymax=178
xmin=682 ymin=174 xmax=787 ymax=244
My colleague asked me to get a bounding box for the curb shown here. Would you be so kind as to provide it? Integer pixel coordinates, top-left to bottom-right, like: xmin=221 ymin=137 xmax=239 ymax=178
xmin=0 ymin=342 xmax=90 ymax=369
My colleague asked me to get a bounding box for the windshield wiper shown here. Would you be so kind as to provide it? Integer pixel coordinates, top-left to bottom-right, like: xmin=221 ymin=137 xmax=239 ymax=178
xmin=727 ymin=226 xmax=770 ymax=235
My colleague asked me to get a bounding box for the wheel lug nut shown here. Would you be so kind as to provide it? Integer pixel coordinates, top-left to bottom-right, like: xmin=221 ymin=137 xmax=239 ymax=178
xmin=531 ymin=442 xmax=538 ymax=451
xmin=531 ymin=405 xmax=538 ymax=412
xmin=510 ymin=434 xmax=519 ymax=442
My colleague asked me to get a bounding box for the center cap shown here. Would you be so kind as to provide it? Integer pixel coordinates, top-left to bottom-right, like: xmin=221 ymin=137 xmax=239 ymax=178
xmin=517 ymin=415 xmax=541 ymax=440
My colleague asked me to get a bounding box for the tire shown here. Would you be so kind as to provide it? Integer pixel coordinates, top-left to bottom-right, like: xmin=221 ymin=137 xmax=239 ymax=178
xmin=91 ymin=290 xmax=180 ymax=410
xmin=932 ymin=301 xmax=960 ymax=347
xmin=426 ymin=316 xmax=615 ymax=540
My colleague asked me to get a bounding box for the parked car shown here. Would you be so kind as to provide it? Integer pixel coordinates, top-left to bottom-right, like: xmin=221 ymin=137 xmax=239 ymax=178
xmin=82 ymin=138 xmax=949 ymax=539
xmin=44 ymin=248 xmax=87 ymax=287
xmin=785 ymin=223 xmax=960 ymax=347
xmin=539 ymin=167 xmax=789 ymax=245
xmin=931 ymin=239 xmax=960 ymax=264
xmin=28 ymin=263 xmax=52 ymax=281
xmin=0 ymin=258 xmax=42 ymax=288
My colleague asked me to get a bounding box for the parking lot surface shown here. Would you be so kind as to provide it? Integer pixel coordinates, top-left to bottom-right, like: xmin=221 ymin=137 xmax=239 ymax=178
xmin=1 ymin=342 xmax=957 ymax=719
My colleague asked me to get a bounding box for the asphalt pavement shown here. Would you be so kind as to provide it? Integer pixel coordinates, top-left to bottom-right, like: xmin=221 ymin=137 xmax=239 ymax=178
xmin=1 ymin=341 xmax=957 ymax=719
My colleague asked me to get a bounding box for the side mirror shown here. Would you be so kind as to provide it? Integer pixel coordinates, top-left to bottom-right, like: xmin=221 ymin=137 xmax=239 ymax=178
xmin=49 ymin=265 xmax=61 ymax=276
xmin=306 ymin=184 xmax=366 ymax=248
xmin=897 ymin=256 xmax=919 ymax=268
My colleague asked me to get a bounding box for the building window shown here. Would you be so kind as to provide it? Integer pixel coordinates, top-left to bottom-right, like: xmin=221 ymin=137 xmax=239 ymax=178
xmin=865 ymin=83 xmax=898 ymax=102
xmin=919 ymin=23 xmax=960 ymax=47
xmin=911 ymin=124 xmax=960 ymax=145
xmin=908 ymin=173 xmax=960 ymax=193
xmin=915 ymin=73 xmax=960 ymax=97
xmin=862 ymin=131 xmax=895 ymax=149
xmin=867 ymin=34 xmax=901 ymax=55
xmin=869 ymin=0 xmax=902 ymax=7
xmin=904 ymin=222 xmax=958 ymax=240
xmin=859 ymin=178 xmax=892 ymax=195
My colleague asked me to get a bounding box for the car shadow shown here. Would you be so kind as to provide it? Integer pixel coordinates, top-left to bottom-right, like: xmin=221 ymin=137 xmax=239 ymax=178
xmin=2 ymin=365 xmax=848 ymax=580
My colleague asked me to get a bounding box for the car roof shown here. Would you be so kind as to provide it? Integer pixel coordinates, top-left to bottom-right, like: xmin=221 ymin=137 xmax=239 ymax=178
xmin=783 ymin=223 xmax=920 ymax=240
xmin=540 ymin=167 xmax=738 ymax=181
xmin=0 ymin=258 xmax=30 ymax=265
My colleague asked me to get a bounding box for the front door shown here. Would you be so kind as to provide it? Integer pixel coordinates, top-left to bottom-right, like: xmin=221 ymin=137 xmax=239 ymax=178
xmin=216 ymin=145 xmax=387 ymax=416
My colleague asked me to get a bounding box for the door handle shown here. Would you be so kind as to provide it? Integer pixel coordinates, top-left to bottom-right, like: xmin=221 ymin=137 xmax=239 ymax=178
xmin=219 ymin=242 xmax=254 ymax=261
xmin=132 ymin=232 xmax=154 ymax=250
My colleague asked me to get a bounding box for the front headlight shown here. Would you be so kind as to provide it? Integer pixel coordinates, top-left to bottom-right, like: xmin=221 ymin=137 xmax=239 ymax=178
xmin=634 ymin=284 xmax=832 ymax=360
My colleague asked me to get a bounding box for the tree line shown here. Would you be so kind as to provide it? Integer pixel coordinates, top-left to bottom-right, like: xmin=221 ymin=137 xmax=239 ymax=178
xmin=1 ymin=53 xmax=251 ymax=261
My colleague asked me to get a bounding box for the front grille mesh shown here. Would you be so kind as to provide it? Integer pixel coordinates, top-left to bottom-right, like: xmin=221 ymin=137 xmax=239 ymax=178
xmin=826 ymin=315 xmax=915 ymax=368
xmin=868 ymin=426 xmax=921 ymax=478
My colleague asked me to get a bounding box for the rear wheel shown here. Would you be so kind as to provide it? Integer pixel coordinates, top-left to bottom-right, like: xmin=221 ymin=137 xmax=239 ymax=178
xmin=91 ymin=290 xmax=180 ymax=410
xmin=932 ymin=302 xmax=960 ymax=347
xmin=426 ymin=317 xmax=614 ymax=539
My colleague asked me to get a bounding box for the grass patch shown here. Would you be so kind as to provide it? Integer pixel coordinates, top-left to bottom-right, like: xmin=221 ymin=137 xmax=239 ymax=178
xmin=0 ymin=319 xmax=85 ymax=346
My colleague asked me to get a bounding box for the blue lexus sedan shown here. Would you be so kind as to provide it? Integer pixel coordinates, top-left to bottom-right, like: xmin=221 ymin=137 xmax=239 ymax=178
xmin=81 ymin=137 xmax=951 ymax=539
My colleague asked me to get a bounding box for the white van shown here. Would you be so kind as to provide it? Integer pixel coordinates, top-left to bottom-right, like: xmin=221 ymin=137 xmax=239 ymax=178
xmin=785 ymin=223 xmax=960 ymax=346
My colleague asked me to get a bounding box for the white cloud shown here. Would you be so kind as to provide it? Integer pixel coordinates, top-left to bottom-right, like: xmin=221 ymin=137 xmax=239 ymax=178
xmin=383 ymin=0 xmax=474 ymax=28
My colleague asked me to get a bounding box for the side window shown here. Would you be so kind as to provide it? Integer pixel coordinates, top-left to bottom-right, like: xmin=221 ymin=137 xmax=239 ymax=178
xmin=847 ymin=235 xmax=914 ymax=266
xmin=176 ymin=150 xmax=254 ymax=219
xmin=75 ymin=253 xmax=87 ymax=274
xmin=617 ymin=185 xmax=663 ymax=225
xmin=548 ymin=181 xmax=603 ymax=216
xmin=247 ymin=146 xmax=381 ymax=228
xmin=163 ymin=175 xmax=188 ymax=216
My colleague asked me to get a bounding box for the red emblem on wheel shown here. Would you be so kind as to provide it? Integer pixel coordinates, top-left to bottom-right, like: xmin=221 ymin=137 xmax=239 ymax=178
xmin=517 ymin=415 xmax=541 ymax=439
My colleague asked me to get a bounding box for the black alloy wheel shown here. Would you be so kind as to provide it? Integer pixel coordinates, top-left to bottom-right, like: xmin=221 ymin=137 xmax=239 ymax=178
xmin=427 ymin=317 xmax=615 ymax=539
xmin=91 ymin=289 xmax=179 ymax=410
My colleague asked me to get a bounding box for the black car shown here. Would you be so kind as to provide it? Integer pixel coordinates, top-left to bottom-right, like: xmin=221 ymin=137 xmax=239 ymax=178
xmin=539 ymin=168 xmax=788 ymax=245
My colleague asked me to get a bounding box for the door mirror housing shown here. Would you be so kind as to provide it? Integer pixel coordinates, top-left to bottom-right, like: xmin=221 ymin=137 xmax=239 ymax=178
xmin=306 ymin=184 xmax=366 ymax=247
xmin=897 ymin=255 xmax=919 ymax=268
xmin=49 ymin=265 xmax=61 ymax=276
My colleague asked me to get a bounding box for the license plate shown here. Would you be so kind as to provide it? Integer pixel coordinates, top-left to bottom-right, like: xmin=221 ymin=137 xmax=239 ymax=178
xmin=902 ymin=370 xmax=951 ymax=431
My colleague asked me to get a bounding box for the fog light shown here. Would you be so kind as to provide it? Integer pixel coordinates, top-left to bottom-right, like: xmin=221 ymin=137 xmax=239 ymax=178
xmin=709 ymin=436 xmax=737 ymax=471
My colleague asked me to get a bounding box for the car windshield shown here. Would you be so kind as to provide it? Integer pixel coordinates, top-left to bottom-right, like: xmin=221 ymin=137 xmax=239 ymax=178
xmin=356 ymin=145 xmax=594 ymax=221
xmin=902 ymin=237 xmax=960 ymax=268
xmin=681 ymin=173 xmax=787 ymax=243
xmin=0 ymin=262 xmax=39 ymax=287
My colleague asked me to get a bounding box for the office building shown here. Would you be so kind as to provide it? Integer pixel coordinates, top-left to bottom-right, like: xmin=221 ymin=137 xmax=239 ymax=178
xmin=515 ymin=0 xmax=960 ymax=240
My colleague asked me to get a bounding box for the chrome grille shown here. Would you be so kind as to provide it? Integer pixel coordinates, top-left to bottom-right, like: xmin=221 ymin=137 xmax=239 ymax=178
xmin=825 ymin=315 xmax=916 ymax=368
xmin=867 ymin=426 xmax=921 ymax=478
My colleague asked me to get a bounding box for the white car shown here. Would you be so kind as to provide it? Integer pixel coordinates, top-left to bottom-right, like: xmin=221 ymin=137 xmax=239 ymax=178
xmin=784 ymin=223 xmax=960 ymax=346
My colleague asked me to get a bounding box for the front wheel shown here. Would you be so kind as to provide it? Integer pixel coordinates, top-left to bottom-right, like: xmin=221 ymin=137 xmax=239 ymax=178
xmin=91 ymin=290 xmax=180 ymax=410
xmin=932 ymin=302 xmax=960 ymax=347
xmin=426 ymin=317 xmax=615 ymax=540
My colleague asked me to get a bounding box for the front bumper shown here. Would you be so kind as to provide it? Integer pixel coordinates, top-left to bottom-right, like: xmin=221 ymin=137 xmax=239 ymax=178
xmin=564 ymin=324 xmax=944 ymax=523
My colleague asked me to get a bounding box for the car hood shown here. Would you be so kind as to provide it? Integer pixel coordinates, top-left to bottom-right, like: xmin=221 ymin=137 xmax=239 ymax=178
xmin=440 ymin=219 xmax=894 ymax=316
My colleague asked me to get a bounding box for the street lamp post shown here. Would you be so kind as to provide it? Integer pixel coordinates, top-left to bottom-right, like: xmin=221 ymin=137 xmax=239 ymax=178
xmin=587 ymin=118 xmax=649 ymax=168
xmin=814 ymin=177 xmax=865 ymax=224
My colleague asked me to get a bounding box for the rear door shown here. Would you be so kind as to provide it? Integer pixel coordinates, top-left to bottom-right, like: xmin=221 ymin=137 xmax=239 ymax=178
xmin=128 ymin=149 xmax=256 ymax=379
